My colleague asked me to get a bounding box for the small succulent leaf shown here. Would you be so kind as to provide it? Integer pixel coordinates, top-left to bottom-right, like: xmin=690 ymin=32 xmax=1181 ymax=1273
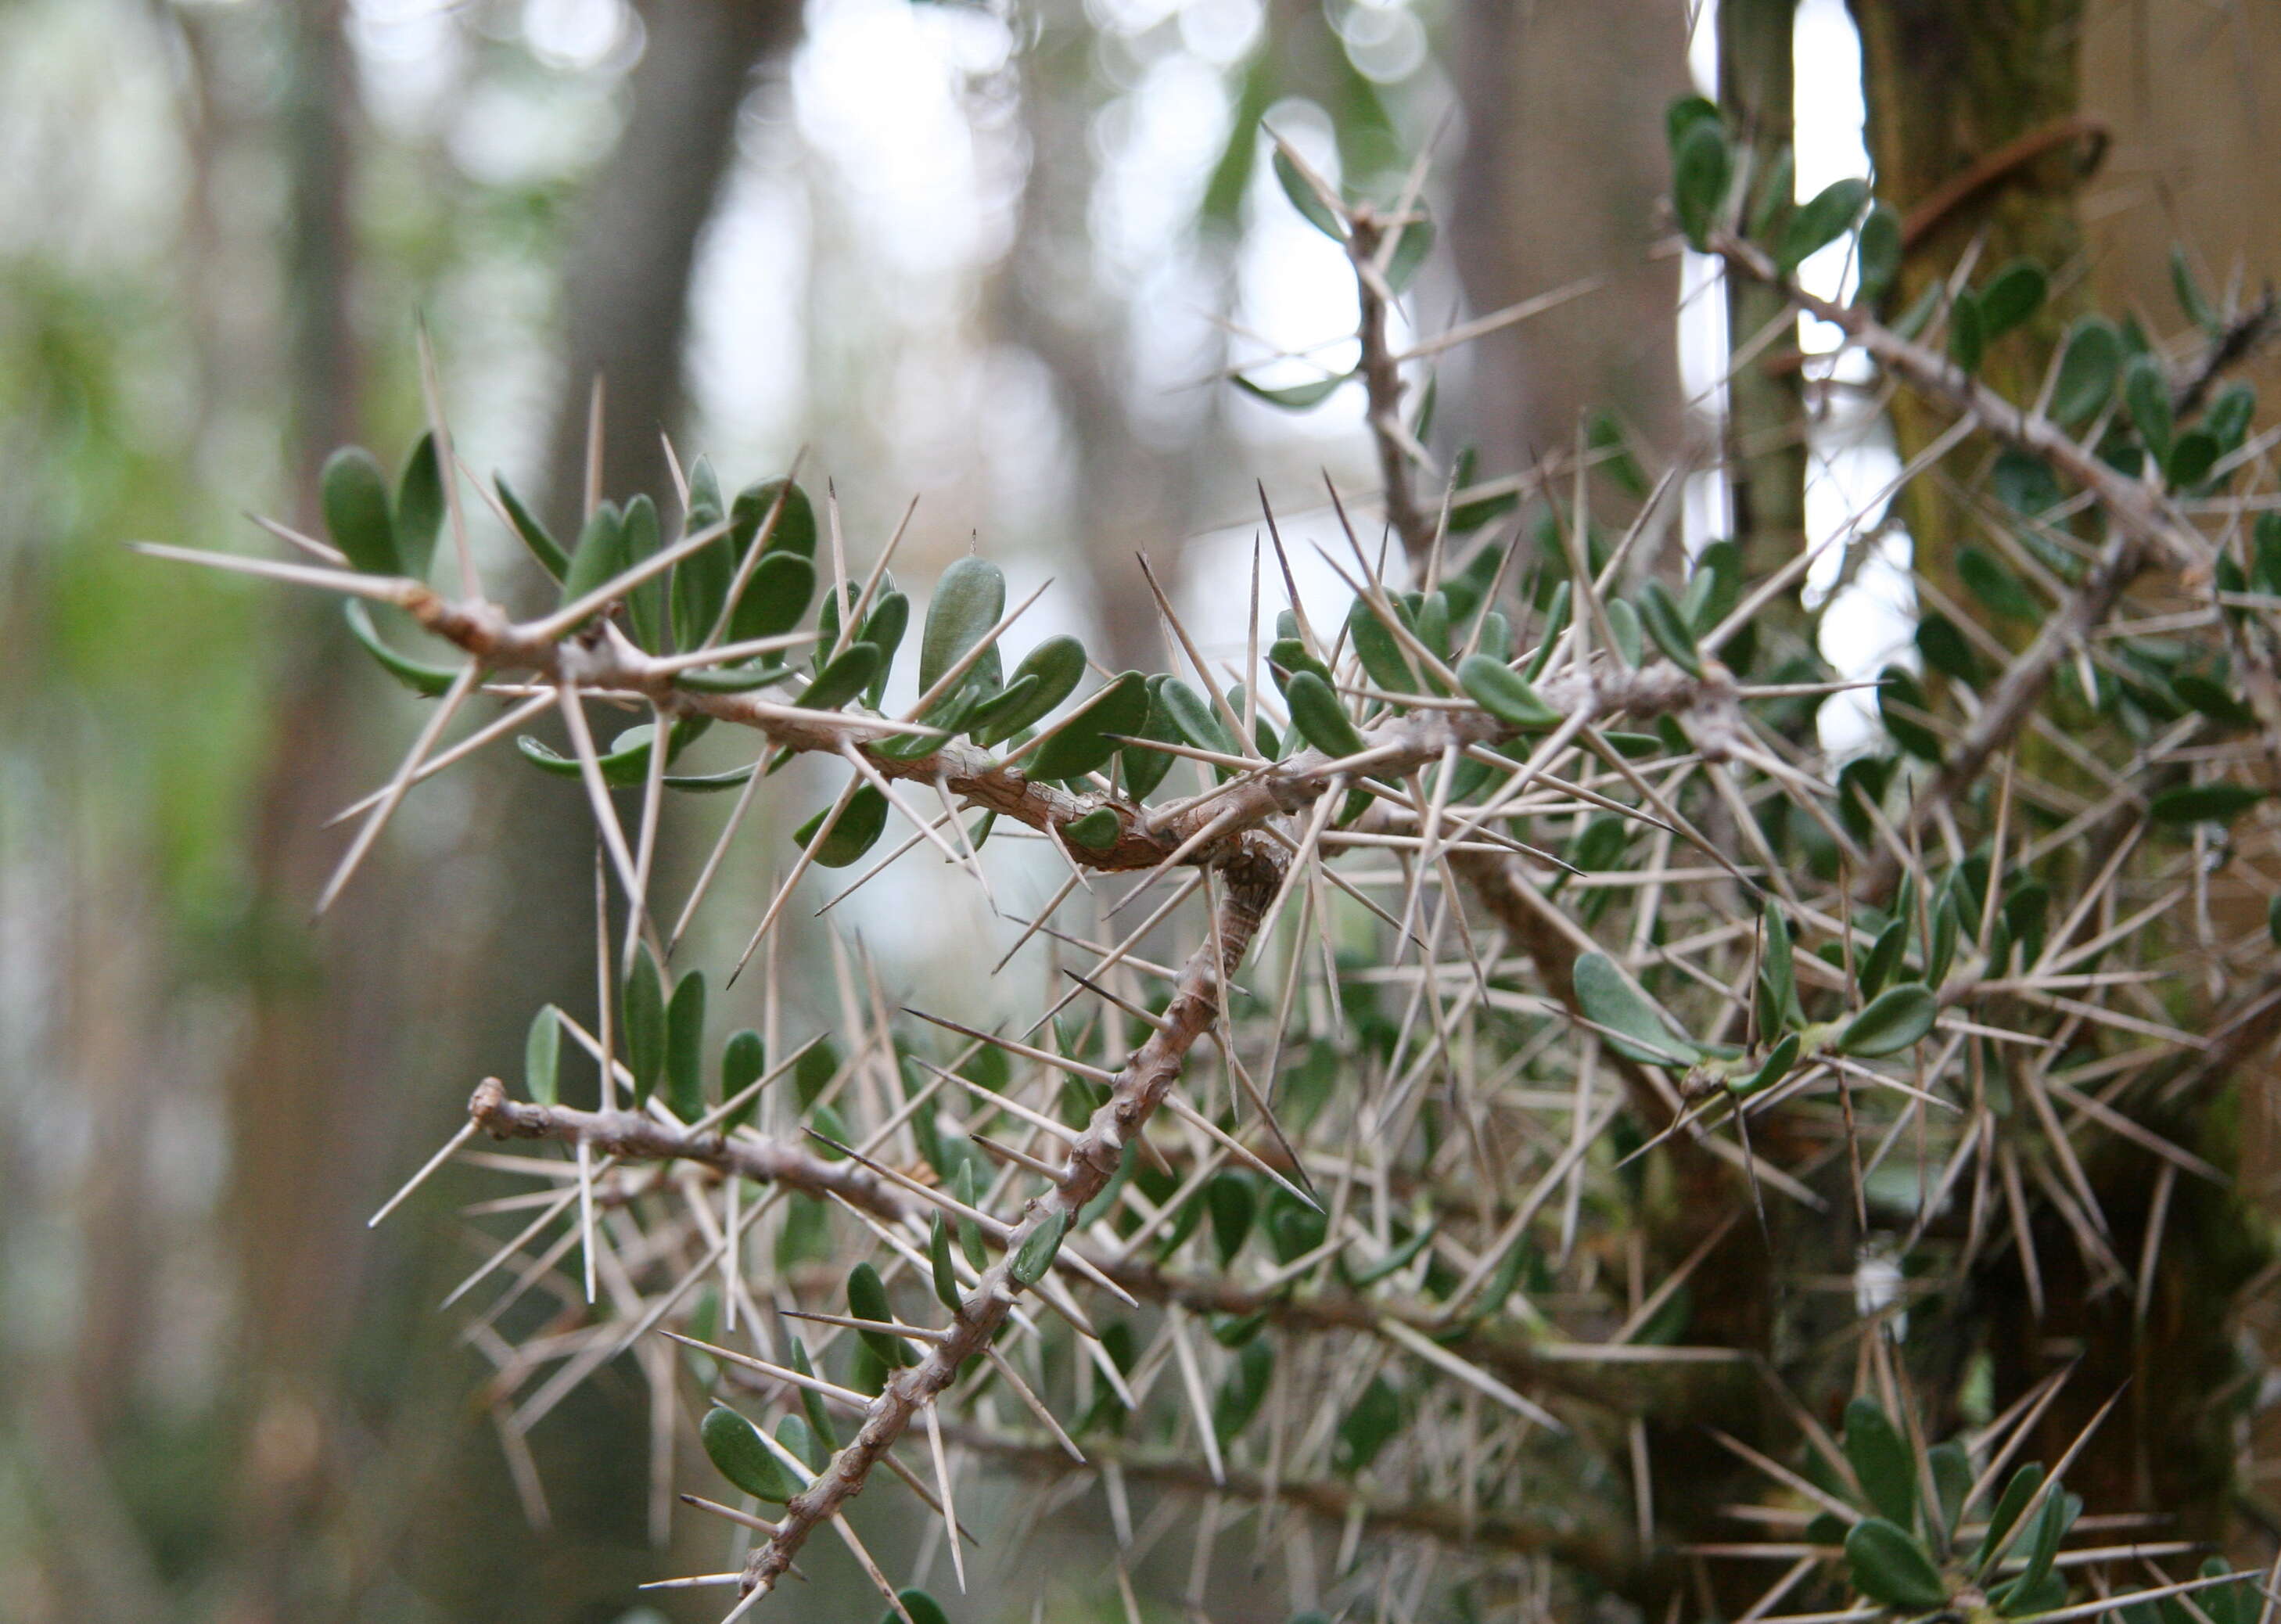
xmin=721 ymin=1028 xmax=765 ymax=1129
xmin=1842 ymin=1396 xmax=1918 ymax=1527
xmin=2123 ymin=352 xmax=2174 ymax=461
xmin=1026 ymin=672 xmax=1149 ymax=781
xmin=797 ymin=641 xmax=882 ymax=712
xmin=665 ymin=970 xmax=706 ymax=1122
xmin=1573 ymin=952 xmax=1701 ymax=1069
xmin=1233 ymin=372 xmax=1352 ymax=411
xmin=623 ymin=947 xmax=666 ymax=1106
xmin=1011 ymin=1209 xmax=1069 ymax=1287
xmin=1636 ymin=579 xmax=1702 ymax=676
xmin=321 ymin=447 xmax=401 ymax=576
xmin=1780 ymin=177 xmax=1870 ymax=274
xmin=1459 ymin=654 xmax=1560 ymax=728
xmin=1284 ymin=669 xmax=1368 ymax=758
xmin=2051 ymin=317 xmax=2123 ymax=425
xmin=929 ymin=1213 xmax=962 ymax=1310
xmin=920 ymin=556 xmax=1008 ymax=697
xmin=701 ymin=1406 xmax=799 ymax=1503
xmin=793 ymin=783 xmax=890 ymax=868
xmin=1837 ymin=983 xmax=1938 ymax=1058
xmin=1062 ymin=807 xmax=1120 ymax=850
xmin=1844 ymin=1517 xmax=1948 ymax=1611
xmin=342 ymin=601 xmax=459 ymax=696
xmin=847 ymin=1262 xmax=914 ymax=1367
xmin=1855 ymin=203 xmax=1902 ymax=305
xmin=494 ymin=473 xmax=569 ymax=579
xmin=393 ymin=433 xmax=444 ymax=582
xmin=1671 ymin=118 xmax=1731 ymax=250
xmin=525 ymin=1005 xmax=562 ymax=1105
xmin=2150 ymin=782 xmax=2266 ymax=826
xmin=1978 ymin=258 xmax=2048 ymax=340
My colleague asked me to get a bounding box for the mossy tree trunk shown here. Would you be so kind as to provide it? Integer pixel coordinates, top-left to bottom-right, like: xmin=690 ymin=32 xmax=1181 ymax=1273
xmin=1850 ymin=0 xmax=2257 ymax=1546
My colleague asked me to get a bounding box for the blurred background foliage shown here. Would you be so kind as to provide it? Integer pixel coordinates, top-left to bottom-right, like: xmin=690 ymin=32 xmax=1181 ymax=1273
xmin=2 ymin=0 xmax=2277 ymax=1620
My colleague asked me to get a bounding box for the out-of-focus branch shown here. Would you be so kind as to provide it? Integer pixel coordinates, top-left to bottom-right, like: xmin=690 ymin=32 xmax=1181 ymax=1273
xmin=943 ymin=1424 xmax=1644 ymax=1586
xmin=738 ymin=855 xmax=1284 ymax=1597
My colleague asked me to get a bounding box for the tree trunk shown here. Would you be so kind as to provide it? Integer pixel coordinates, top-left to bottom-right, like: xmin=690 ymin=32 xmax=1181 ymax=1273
xmin=539 ymin=0 xmax=805 ymax=525
xmin=1446 ymin=0 xmax=1692 ymax=477
xmin=1721 ymin=0 xmax=1809 ymax=634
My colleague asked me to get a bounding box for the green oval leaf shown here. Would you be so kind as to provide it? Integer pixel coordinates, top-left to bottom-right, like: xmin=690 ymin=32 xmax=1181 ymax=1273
xmin=494 ymin=473 xmax=569 ymax=580
xmin=731 ymin=551 xmax=816 ymax=643
xmin=1573 ymin=952 xmax=1701 ymax=1069
xmin=2167 ymin=428 xmax=2220 ymax=490
xmin=721 ymin=1028 xmax=766 ymax=1130
xmin=623 ymin=947 xmax=666 ymax=1106
xmin=2150 ymin=781 xmax=2267 ymax=826
xmin=1837 ymin=982 xmax=1938 ymax=1058
xmin=1458 ymin=653 xmax=1559 ymax=728
xmin=1011 ymin=1209 xmax=1069 ymax=1287
xmin=1780 ymin=178 xmax=1870 ymax=275
xmin=1284 ymin=669 xmax=1367 ymax=758
xmin=1845 ymin=1517 xmax=1947 ymax=1611
xmin=394 ymin=433 xmax=444 ymax=583
xmin=1233 ymin=371 xmax=1352 ymax=411
xmin=559 ymin=501 xmax=627 ymax=609
xmin=1348 ymin=598 xmax=1417 ymax=694
xmin=878 ymin=1590 xmax=952 ymax=1624
xmin=921 ymin=556 xmax=1008 ymax=696
xmin=1730 ymin=1030 xmax=1800 ymax=1098
xmin=343 ymin=601 xmax=459 ymax=696
xmin=1062 ymin=807 xmax=1120 ymax=850
xmin=1979 ymin=258 xmax=2047 ymax=340
xmin=2051 ymin=317 xmax=2123 ymax=426
xmin=1855 ymin=203 xmax=1902 ymax=305
xmin=1671 ymin=119 xmax=1731 ymax=251
xmin=847 ymin=1261 xmax=914 ymax=1367
xmin=1636 ymin=578 xmax=1701 ymax=676
xmin=665 ymin=969 xmax=706 ymax=1122
xmin=929 ymin=1213 xmax=962 ymax=1311
xmin=2124 ymin=351 xmax=2174 ymax=461
xmin=525 ymin=1005 xmax=562 ymax=1105
xmin=732 ymin=477 xmax=817 ymax=562
xmin=1948 ymin=289 xmax=1985 ymax=375
xmin=1842 ymin=1396 xmax=1917 ymax=1527
xmin=702 ymin=1405 xmax=800 ymax=1503
xmin=1273 ymin=146 xmax=1342 ymax=239
xmin=798 ymin=641 xmax=882 ymax=712
xmin=1026 ymin=671 xmax=1149 ymax=782
xmin=321 ymin=447 xmax=401 ymax=576
xmin=1119 ymin=675 xmax=1181 ymax=800
xmin=972 ymin=634 xmax=1087 ymax=744
xmin=795 ymin=783 xmax=890 ymax=868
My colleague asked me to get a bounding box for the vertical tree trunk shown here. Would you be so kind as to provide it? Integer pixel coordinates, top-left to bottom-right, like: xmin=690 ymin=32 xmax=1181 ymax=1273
xmin=1446 ymin=0 xmax=1691 ymax=477
xmin=1848 ymin=0 xmax=2094 ymax=599
xmin=539 ymin=0 xmax=803 ymax=524
xmin=1851 ymin=0 xmax=2255 ymax=1544
xmin=1721 ymin=0 xmax=1808 ymax=633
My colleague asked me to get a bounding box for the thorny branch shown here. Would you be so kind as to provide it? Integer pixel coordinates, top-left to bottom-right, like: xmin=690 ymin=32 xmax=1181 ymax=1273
xmin=737 ymin=852 xmax=1283 ymax=1597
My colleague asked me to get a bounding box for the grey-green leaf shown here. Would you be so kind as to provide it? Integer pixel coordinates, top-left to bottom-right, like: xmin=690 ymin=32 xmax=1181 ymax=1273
xmin=623 ymin=947 xmax=666 ymax=1106
xmin=920 ymin=556 xmax=1007 ymax=696
xmin=1011 ymin=1209 xmax=1069 ymax=1287
xmin=1842 ymin=1395 xmax=1917 ymax=1528
xmin=394 ymin=433 xmax=444 ymax=582
xmin=321 ymin=447 xmax=401 ymax=576
xmin=665 ymin=969 xmax=706 ymax=1123
xmin=1845 ymin=1517 xmax=1948 ymax=1611
xmin=1837 ymin=982 xmax=1938 ymax=1058
xmin=525 ymin=1005 xmax=562 ymax=1105
xmin=702 ymin=1405 xmax=800 ymax=1503
xmin=1573 ymin=952 xmax=1701 ymax=1069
